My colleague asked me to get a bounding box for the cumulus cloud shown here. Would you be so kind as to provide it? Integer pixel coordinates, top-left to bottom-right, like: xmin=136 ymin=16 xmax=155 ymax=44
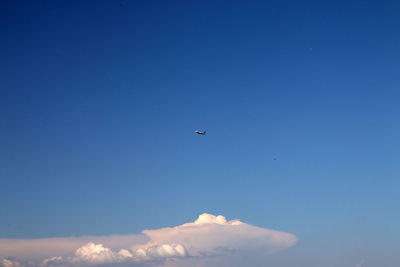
xmin=71 ymin=242 xmax=127 ymax=265
xmin=41 ymin=256 xmax=63 ymax=266
xmin=134 ymin=243 xmax=187 ymax=260
xmin=143 ymin=213 xmax=297 ymax=257
xmin=0 ymin=213 xmax=297 ymax=267
xmin=0 ymin=234 xmax=149 ymax=261
xmin=2 ymin=259 xmax=22 ymax=267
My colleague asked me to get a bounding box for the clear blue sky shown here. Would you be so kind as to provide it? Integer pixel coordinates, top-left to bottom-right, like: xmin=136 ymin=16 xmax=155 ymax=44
xmin=1 ymin=1 xmax=400 ymax=266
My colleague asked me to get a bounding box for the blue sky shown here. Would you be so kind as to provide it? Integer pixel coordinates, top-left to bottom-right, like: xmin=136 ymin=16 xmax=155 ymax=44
xmin=1 ymin=1 xmax=400 ymax=266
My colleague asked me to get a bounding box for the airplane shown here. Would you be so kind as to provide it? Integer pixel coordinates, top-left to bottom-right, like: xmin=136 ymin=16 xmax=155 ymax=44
xmin=195 ymin=130 xmax=206 ymax=135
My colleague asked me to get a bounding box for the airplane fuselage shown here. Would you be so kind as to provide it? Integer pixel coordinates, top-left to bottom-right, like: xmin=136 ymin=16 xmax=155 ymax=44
xmin=195 ymin=131 xmax=206 ymax=135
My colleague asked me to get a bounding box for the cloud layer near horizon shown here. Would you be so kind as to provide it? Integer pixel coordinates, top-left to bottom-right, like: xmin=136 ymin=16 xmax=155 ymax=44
xmin=0 ymin=213 xmax=297 ymax=267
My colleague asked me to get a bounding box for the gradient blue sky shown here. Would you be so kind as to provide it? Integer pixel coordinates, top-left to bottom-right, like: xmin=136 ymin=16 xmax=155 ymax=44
xmin=1 ymin=1 xmax=400 ymax=266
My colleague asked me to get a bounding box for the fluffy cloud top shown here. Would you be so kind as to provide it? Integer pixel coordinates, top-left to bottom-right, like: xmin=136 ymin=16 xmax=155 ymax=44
xmin=0 ymin=213 xmax=297 ymax=267
xmin=71 ymin=242 xmax=129 ymax=265
xmin=143 ymin=213 xmax=297 ymax=256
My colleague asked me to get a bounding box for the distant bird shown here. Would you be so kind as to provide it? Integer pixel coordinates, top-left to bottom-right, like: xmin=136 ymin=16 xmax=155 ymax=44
xmin=195 ymin=130 xmax=206 ymax=135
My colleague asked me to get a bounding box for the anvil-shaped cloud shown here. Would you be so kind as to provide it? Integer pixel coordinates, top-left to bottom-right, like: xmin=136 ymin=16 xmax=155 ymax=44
xmin=0 ymin=213 xmax=297 ymax=267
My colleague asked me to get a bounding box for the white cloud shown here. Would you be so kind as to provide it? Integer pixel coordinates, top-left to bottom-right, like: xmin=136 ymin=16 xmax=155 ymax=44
xmin=35 ymin=242 xmax=187 ymax=267
xmin=0 ymin=213 xmax=297 ymax=267
xmin=41 ymin=256 xmax=63 ymax=266
xmin=0 ymin=234 xmax=149 ymax=261
xmin=2 ymin=259 xmax=22 ymax=267
xmin=71 ymin=242 xmax=125 ymax=265
xmin=143 ymin=213 xmax=297 ymax=257
xmin=134 ymin=243 xmax=187 ymax=260
xmin=68 ymin=242 xmax=186 ymax=266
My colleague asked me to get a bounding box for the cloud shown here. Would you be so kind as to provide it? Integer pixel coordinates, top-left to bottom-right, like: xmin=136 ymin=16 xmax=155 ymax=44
xmin=143 ymin=213 xmax=297 ymax=257
xmin=70 ymin=242 xmax=129 ymax=265
xmin=2 ymin=259 xmax=22 ymax=267
xmin=0 ymin=213 xmax=297 ymax=267
xmin=134 ymin=243 xmax=187 ymax=260
xmin=41 ymin=256 xmax=63 ymax=266
xmin=0 ymin=235 xmax=149 ymax=261
xmin=62 ymin=242 xmax=186 ymax=266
